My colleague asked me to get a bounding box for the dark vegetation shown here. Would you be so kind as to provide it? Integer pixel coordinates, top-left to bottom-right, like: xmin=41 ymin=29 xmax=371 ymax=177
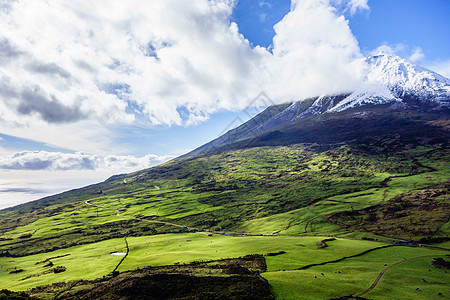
xmin=316 ymin=238 xmax=336 ymax=249
xmin=20 ymin=266 xmax=66 ymax=281
xmin=264 ymin=251 xmax=286 ymax=257
xmin=332 ymin=181 xmax=450 ymax=241
xmin=0 ymin=289 xmax=35 ymax=300
xmin=0 ymin=101 xmax=448 ymax=299
xmin=28 ymin=255 xmax=272 ymax=300
xmin=431 ymin=257 xmax=450 ymax=269
xmin=189 ymin=103 xmax=449 ymax=157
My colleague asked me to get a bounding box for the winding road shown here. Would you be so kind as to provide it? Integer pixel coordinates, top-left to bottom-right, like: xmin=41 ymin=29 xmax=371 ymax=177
xmin=356 ymin=254 xmax=449 ymax=297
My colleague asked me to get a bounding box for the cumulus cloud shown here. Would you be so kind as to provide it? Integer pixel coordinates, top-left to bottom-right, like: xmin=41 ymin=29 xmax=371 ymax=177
xmin=268 ymin=0 xmax=363 ymax=100
xmin=0 ymin=151 xmax=173 ymax=171
xmin=0 ymin=0 xmax=367 ymax=131
xmin=0 ymin=38 xmax=23 ymax=59
xmin=347 ymin=0 xmax=369 ymax=15
xmin=409 ymin=47 xmax=425 ymax=62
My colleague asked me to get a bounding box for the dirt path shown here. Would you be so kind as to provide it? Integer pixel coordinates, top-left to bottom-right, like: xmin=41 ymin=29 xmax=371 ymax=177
xmin=356 ymin=254 xmax=448 ymax=297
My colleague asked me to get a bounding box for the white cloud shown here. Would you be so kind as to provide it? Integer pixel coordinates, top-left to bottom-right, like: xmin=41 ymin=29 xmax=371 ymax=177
xmin=370 ymin=44 xmax=429 ymax=65
xmin=331 ymin=0 xmax=369 ymax=15
xmin=347 ymin=0 xmax=369 ymax=15
xmin=268 ymin=0 xmax=364 ymax=100
xmin=369 ymin=44 xmax=406 ymax=56
xmin=0 ymin=151 xmax=173 ymax=209
xmin=0 ymin=168 xmax=128 ymax=209
xmin=409 ymin=47 xmax=425 ymax=62
xmin=0 ymin=150 xmax=173 ymax=172
xmin=259 ymin=13 xmax=267 ymax=23
xmin=0 ymin=0 xmax=255 ymax=128
xmin=0 ymin=0 xmax=369 ymax=153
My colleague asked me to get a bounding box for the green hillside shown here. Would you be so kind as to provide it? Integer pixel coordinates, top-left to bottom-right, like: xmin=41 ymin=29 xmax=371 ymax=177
xmin=0 ymin=138 xmax=448 ymax=299
xmin=0 ymin=100 xmax=449 ymax=299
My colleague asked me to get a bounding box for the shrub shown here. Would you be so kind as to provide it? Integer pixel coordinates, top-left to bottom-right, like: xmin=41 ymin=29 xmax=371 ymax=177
xmin=53 ymin=266 xmax=66 ymax=274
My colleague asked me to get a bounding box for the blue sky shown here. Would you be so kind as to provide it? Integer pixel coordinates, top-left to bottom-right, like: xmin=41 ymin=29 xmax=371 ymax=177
xmin=350 ymin=0 xmax=450 ymax=60
xmin=0 ymin=0 xmax=449 ymax=208
xmin=233 ymin=0 xmax=450 ymax=62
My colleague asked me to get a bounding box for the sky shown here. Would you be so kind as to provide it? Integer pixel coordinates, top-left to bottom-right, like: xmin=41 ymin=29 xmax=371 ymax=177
xmin=0 ymin=0 xmax=449 ymax=209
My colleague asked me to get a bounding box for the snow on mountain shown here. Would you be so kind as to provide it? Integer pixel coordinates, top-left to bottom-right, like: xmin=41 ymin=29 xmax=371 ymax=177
xmin=364 ymin=52 xmax=450 ymax=101
xmin=328 ymin=84 xmax=399 ymax=113
xmin=302 ymin=52 xmax=450 ymax=114
xmin=186 ymin=53 xmax=450 ymax=157
xmin=251 ymin=53 xmax=450 ymax=128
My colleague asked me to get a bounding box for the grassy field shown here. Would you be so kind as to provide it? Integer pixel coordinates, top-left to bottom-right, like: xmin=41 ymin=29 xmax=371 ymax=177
xmin=118 ymin=234 xmax=382 ymax=272
xmin=235 ymin=165 xmax=450 ymax=239
xmin=0 ymin=142 xmax=448 ymax=298
xmin=0 ymin=233 xmax=381 ymax=291
xmin=0 ymin=238 xmax=125 ymax=291
xmin=263 ymin=246 xmax=449 ymax=299
xmin=2 ymin=232 xmax=448 ymax=299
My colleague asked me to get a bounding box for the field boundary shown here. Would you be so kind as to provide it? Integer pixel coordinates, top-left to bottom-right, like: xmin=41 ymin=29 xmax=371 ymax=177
xmin=111 ymin=237 xmax=129 ymax=274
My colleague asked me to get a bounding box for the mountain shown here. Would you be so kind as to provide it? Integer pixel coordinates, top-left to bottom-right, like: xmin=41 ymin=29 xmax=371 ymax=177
xmin=187 ymin=53 xmax=450 ymax=157
xmin=0 ymin=54 xmax=448 ymax=299
xmin=364 ymin=52 xmax=450 ymax=103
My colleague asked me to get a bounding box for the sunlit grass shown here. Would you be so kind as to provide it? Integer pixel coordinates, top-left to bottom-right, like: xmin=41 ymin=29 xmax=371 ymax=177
xmin=263 ymin=246 xmax=449 ymax=299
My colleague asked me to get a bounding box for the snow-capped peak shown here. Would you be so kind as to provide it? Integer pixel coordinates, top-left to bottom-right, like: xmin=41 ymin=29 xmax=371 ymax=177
xmin=364 ymin=52 xmax=450 ymax=100
xmin=318 ymin=53 xmax=450 ymax=113
xmin=247 ymin=53 xmax=450 ymax=127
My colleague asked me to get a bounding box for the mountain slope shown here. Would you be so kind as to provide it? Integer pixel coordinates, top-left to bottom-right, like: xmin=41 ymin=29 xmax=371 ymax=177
xmin=0 ymin=53 xmax=449 ymax=299
xmin=186 ymin=53 xmax=450 ymax=157
xmin=365 ymin=52 xmax=450 ymax=102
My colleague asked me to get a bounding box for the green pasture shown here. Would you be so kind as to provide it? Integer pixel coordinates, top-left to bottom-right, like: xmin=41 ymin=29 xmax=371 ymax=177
xmin=263 ymin=246 xmax=449 ymax=299
xmin=118 ymin=234 xmax=382 ymax=272
xmin=1 ymin=233 xmax=385 ymax=292
xmin=0 ymin=238 xmax=125 ymax=291
xmin=0 ymin=144 xmax=448 ymax=298
xmin=1 ymin=203 xmax=118 ymax=239
xmin=369 ymin=255 xmax=450 ymax=299
xmin=236 ymin=166 xmax=450 ymax=237
xmin=1 ymin=188 xmax=223 ymax=240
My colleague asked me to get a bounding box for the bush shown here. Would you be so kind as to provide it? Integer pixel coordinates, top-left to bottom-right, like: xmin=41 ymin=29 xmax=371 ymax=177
xmin=0 ymin=289 xmax=34 ymax=299
xmin=53 ymin=266 xmax=66 ymax=273
xmin=316 ymin=241 xmax=328 ymax=248
xmin=265 ymin=251 xmax=286 ymax=257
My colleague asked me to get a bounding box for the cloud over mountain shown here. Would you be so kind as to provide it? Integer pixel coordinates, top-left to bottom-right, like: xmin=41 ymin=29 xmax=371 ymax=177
xmin=0 ymin=0 xmax=366 ymax=131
